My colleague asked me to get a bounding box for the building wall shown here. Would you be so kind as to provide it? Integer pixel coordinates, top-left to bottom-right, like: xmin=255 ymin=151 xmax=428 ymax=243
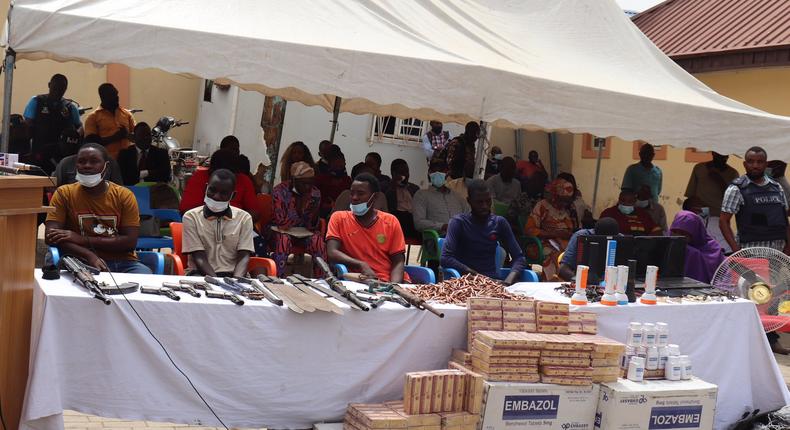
xmin=568 ymin=66 xmax=790 ymax=222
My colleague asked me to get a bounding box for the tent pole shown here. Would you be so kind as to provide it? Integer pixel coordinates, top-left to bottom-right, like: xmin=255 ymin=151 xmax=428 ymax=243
xmin=473 ymin=120 xmax=488 ymax=179
xmin=329 ymin=96 xmax=341 ymax=144
xmin=591 ymin=137 xmax=604 ymax=212
xmin=548 ymin=132 xmax=558 ymax=179
xmin=1 ymin=49 xmax=15 ymax=154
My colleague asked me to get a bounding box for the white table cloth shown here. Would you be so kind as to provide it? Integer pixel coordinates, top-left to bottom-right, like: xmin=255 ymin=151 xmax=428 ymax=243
xmin=21 ymin=274 xmax=789 ymax=430
xmin=22 ymin=271 xmax=467 ymax=430
xmin=508 ymin=283 xmax=790 ymax=430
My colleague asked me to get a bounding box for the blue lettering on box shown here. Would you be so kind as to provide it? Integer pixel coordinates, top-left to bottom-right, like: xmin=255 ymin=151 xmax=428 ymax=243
xmin=649 ymin=406 xmax=703 ymax=429
xmin=502 ymin=395 xmax=560 ymax=420
xmin=594 ymin=412 xmax=602 ymax=428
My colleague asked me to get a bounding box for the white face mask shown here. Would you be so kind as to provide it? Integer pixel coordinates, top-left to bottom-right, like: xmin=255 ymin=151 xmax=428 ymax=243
xmin=76 ymin=163 xmax=107 ymax=188
xmin=635 ymin=199 xmax=650 ymax=208
xmin=204 ymin=195 xmax=231 ymax=213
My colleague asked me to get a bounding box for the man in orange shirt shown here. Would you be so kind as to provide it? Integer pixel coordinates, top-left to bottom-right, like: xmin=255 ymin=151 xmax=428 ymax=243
xmin=326 ymin=173 xmax=408 ymax=283
xmin=83 ymin=83 xmax=136 ymax=159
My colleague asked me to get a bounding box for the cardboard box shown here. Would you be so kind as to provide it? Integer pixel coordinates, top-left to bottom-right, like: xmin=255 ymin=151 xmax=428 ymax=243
xmin=480 ymin=382 xmax=600 ymax=430
xmin=595 ymin=378 xmax=718 ymax=430
xmin=314 ymin=423 xmax=344 ymax=430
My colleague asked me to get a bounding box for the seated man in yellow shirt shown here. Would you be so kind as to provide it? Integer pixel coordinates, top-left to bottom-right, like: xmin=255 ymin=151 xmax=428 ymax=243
xmin=83 ymin=83 xmax=136 ymax=159
xmin=181 ymin=169 xmax=255 ymax=277
xmin=45 ymin=143 xmax=150 ymax=273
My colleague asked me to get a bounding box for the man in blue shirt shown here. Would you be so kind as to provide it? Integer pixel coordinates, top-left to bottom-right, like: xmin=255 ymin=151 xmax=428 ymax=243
xmin=23 ymin=74 xmax=82 ymax=174
xmin=622 ymin=143 xmax=662 ymax=202
xmin=441 ymin=179 xmax=526 ymax=285
xmin=558 ymin=217 xmax=620 ymax=281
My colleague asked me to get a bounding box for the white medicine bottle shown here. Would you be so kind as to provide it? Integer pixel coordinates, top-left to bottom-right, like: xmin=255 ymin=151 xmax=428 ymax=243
xmin=626 ymin=322 xmax=643 ymax=346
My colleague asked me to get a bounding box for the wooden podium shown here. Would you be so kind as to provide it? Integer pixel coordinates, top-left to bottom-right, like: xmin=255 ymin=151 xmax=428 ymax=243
xmin=0 ymin=175 xmax=53 ymax=430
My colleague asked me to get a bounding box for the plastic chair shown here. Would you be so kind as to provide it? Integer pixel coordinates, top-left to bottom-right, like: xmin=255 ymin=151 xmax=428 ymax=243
xmin=420 ymin=229 xmax=441 ymax=267
xmin=49 ymin=247 xmax=165 ymax=274
xmin=128 ymin=185 xmax=182 ymax=239
xmin=248 ymin=257 xmax=277 ymax=276
xmin=334 ymin=263 xmax=434 ymax=283
xmin=405 ymin=265 xmax=435 ymax=284
xmin=442 ymin=268 xmax=462 ymax=279
xmin=497 ymin=267 xmax=539 ymax=283
xmin=493 ymin=201 xmax=510 ymax=217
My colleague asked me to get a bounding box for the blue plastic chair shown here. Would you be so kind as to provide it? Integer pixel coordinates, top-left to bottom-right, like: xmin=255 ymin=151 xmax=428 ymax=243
xmin=128 ymin=185 xmax=181 ymax=247
xmin=49 ymin=247 xmax=165 ymax=274
xmin=333 ymin=263 xmax=435 ymax=284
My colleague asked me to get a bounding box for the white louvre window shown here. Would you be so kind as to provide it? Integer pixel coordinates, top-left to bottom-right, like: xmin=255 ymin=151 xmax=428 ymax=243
xmin=369 ymin=115 xmax=427 ymax=145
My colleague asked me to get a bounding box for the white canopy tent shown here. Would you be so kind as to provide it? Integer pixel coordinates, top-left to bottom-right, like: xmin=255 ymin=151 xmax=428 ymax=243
xmin=4 ymin=0 xmax=790 ymax=160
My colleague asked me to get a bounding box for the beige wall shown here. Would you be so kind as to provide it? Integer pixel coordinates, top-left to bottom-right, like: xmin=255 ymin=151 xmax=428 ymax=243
xmin=569 ymin=66 xmax=790 ymax=223
xmin=489 ymin=128 xmax=574 ymax=176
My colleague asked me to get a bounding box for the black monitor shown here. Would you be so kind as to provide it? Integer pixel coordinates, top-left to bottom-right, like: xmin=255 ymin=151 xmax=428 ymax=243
xmin=633 ymin=236 xmax=687 ymax=279
xmin=576 ymin=235 xmax=635 ymax=284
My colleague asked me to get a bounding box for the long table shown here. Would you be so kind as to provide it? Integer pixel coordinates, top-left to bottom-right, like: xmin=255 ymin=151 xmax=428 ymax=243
xmin=21 ymin=272 xmax=790 ymax=430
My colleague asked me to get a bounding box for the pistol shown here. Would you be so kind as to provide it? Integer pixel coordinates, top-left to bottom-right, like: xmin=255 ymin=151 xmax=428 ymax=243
xmin=163 ymin=282 xmax=201 ymax=298
xmin=205 ymin=290 xmax=244 ymax=306
xmin=140 ymin=286 xmax=180 ymax=301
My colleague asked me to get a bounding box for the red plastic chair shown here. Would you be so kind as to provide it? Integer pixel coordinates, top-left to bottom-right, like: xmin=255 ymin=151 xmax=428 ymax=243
xmin=169 ymin=221 xmax=275 ymax=276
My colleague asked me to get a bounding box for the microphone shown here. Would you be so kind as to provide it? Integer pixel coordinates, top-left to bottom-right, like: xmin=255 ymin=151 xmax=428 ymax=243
xmin=0 ymin=165 xmax=21 ymax=174
xmin=13 ymin=162 xmax=39 ymax=171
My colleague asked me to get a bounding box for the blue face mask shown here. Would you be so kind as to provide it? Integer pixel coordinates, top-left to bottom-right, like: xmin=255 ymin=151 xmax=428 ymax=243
xmin=618 ymin=204 xmax=635 ymax=215
xmin=429 ymin=172 xmax=446 ymax=188
xmin=350 ymin=199 xmax=372 ymax=217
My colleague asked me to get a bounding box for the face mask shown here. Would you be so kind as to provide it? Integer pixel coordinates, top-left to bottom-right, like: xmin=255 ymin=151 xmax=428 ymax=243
xmin=765 ymin=167 xmax=773 ymax=177
xmin=204 ymin=194 xmax=230 ymax=213
xmin=618 ymin=204 xmax=634 ymax=215
xmin=76 ymin=164 xmax=107 ymax=188
xmin=493 ymin=153 xmax=504 ymax=161
xmin=429 ymin=172 xmax=446 ymax=188
xmin=700 ymin=207 xmax=710 ymax=218
xmin=635 ymin=199 xmax=649 ymax=208
xmin=350 ymin=200 xmax=371 ymax=217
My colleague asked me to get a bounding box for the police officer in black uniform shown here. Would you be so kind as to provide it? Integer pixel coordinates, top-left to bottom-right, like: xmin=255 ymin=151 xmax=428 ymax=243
xmin=720 ymin=146 xmax=790 ymax=354
xmin=22 ymin=74 xmax=82 ymax=174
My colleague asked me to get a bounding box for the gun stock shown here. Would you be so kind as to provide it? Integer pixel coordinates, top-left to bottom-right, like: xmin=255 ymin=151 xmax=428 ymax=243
xmin=314 ymin=257 xmax=369 ymax=311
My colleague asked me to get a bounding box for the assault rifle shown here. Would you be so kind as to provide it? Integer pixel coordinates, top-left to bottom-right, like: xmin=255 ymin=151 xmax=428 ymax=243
xmin=343 ymin=272 xmax=444 ymax=318
xmin=61 ymin=255 xmax=111 ymax=305
xmin=314 ymin=257 xmax=370 ymax=311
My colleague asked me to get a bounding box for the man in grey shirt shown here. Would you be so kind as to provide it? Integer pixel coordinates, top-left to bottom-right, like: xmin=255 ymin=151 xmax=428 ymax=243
xmin=485 ymin=156 xmax=520 ymax=205
xmin=413 ymin=160 xmax=470 ymax=235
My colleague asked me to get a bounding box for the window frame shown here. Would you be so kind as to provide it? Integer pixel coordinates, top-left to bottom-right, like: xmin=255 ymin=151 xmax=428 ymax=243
xmin=368 ymin=115 xmax=428 ymax=147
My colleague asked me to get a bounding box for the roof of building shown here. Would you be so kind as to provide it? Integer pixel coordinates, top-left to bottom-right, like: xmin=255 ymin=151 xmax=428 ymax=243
xmin=632 ymin=0 xmax=790 ymax=58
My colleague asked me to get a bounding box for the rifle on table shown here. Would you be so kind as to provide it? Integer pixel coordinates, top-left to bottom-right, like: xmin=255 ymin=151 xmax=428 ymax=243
xmin=236 ymin=276 xmax=283 ymax=306
xmin=314 ymin=257 xmax=370 ymax=311
xmin=288 ymin=273 xmax=367 ymax=311
xmin=140 ymin=286 xmax=180 ymax=301
xmin=162 ymin=282 xmax=201 ymax=297
xmin=61 ymin=255 xmax=111 ymax=305
xmin=343 ymin=272 xmax=444 ymax=318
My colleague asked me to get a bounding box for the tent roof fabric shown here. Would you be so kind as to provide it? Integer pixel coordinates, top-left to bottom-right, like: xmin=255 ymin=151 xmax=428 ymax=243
xmin=6 ymin=0 xmax=790 ymax=157
xmin=633 ymin=0 xmax=790 ymax=58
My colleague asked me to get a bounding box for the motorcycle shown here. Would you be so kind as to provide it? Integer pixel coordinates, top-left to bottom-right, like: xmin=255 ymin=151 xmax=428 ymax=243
xmin=152 ymin=116 xmax=197 ymax=192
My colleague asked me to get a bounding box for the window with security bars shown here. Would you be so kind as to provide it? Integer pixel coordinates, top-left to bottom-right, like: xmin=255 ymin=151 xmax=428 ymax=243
xmin=370 ymin=115 xmax=427 ymax=145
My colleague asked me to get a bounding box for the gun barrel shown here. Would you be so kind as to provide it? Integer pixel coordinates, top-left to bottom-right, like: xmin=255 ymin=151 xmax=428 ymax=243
xmin=392 ymin=285 xmax=444 ymax=318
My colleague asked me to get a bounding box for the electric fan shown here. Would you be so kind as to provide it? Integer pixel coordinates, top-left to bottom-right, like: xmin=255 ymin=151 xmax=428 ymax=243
xmin=710 ymin=247 xmax=790 ymax=333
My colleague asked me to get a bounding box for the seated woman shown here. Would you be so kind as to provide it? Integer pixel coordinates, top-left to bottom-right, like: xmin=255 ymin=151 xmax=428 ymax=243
xmin=270 ymin=162 xmax=325 ymax=277
xmin=669 ymin=210 xmax=725 ymax=284
xmin=178 ymin=149 xmax=260 ymax=221
xmin=524 ymin=178 xmax=578 ymax=280
xmin=557 ymin=172 xmax=594 ymax=229
xmin=279 ymin=141 xmax=316 ymax=182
